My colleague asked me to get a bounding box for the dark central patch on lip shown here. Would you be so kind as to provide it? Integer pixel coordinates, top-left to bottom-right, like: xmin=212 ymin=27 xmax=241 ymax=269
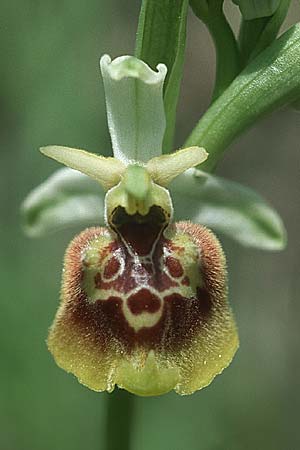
xmin=103 ymin=256 xmax=120 ymax=279
xmin=127 ymin=289 xmax=161 ymax=314
xmin=111 ymin=206 xmax=167 ymax=255
xmin=165 ymin=256 xmax=184 ymax=278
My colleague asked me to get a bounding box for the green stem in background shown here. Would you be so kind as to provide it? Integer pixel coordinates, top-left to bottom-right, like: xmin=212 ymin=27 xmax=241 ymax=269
xmin=239 ymin=0 xmax=291 ymax=65
xmin=190 ymin=0 xmax=241 ymax=101
xmin=239 ymin=16 xmax=271 ymax=63
xmin=185 ymin=24 xmax=300 ymax=172
xmin=135 ymin=0 xmax=189 ymax=152
xmin=106 ymin=390 xmax=134 ymax=450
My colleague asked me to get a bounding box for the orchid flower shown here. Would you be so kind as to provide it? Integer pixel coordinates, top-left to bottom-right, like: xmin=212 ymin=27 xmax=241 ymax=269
xmin=22 ymin=54 xmax=286 ymax=396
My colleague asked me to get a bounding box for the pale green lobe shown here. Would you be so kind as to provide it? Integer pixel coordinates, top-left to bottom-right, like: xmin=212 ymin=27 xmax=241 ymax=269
xmin=100 ymin=54 xmax=167 ymax=163
xmin=146 ymin=146 xmax=208 ymax=186
xmin=232 ymin=0 xmax=281 ymax=19
xmin=21 ymin=168 xmax=105 ymax=237
xmin=169 ymin=169 xmax=287 ymax=250
xmin=40 ymin=146 xmax=125 ymax=190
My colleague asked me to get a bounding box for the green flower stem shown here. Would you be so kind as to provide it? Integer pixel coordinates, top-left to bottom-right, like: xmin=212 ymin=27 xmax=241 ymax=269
xmin=239 ymin=16 xmax=269 ymax=64
xmin=190 ymin=1 xmax=241 ymax=100
xmin=106 ymin=390 xmax=134 ymax=450
xmin=239 ymin=0 xmax=291 ymax=65
xmin=185 ymin=24 xmax=300 ymax=172
xmin=205 ymin=13 xmax=241 ymax=100
xmin=135 ymin=0 xmax=189 ymax=152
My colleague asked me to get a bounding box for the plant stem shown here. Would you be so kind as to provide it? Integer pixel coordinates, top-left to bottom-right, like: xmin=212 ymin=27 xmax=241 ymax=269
xmin=184 ymin=25 xmax=300 ymax=172
xmin=135 ymin=0 xmax=189 ymax=153
xmin=239 ymin=16 xmax=269 ymax=64
xmin=105 ymin=390 xmax=134 ymax=450
xmin=190 ymin=0 xmax=241 ymax=101
xmin=204 ymin=13 xmax=241 ymax=100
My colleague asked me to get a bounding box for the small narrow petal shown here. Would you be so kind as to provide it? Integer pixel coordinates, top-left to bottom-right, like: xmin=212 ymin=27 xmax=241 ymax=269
xmin=40 ymin=146 xmax=125 ymax=190
xmin=100 ymin=54 xmax=167 ymax=163
xmin=146 ymin=146 xmax=208 ymax=186
xmin=170 ymin=169 xmax=287 ymax=250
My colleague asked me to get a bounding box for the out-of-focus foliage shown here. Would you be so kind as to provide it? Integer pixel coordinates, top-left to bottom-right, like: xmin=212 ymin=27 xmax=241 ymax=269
xmin=1 ymin=1 xmax=300 ymax=449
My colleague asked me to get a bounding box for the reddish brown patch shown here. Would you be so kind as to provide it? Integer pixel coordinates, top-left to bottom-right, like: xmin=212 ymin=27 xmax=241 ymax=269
xmin=90 ymin=237 xmax=178 ymax=296
xmin=65 ymin=288 xmax=213 ymax=354
xmin=61 ymin=222 xmax=226 ymax=354
xmin=103 ymin=256 xmax=121 ymax=279
xmin=94 ymin=272 xmax=102 ymax=289
xmin=196 ymin=287 xmax=212 ymax=316
xmin=181 ymin=276 xmax=190 ymax=286
xmin=127 ymin=289 xmax=161 ymax=315
xmin=165 ymin=256 xmax=184 ymax=278
xmin=163 ymin=289 xmax=212 ymax=345
xmin=118 ymin=221 xmax=161 ymax=255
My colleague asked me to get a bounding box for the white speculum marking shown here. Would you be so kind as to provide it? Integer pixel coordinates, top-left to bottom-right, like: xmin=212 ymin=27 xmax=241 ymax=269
xmin=82 ymin=232 xmax=201 ymax=332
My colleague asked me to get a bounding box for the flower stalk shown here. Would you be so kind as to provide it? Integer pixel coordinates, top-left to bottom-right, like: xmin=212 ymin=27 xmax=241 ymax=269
xmin=106 ymin=391 xmax=134 ymax=450
xmin=190 ymin=0 xmax=241 ymax=100
xmin=135 ymin=0 xmax=189 ymax=152
xmin=185 ymin=24 xmax=300 ymax=172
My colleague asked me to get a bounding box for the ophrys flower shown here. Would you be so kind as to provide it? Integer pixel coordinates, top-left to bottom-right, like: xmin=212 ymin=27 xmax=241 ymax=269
xmin=39 ymin=55 xmax=239 ymax=396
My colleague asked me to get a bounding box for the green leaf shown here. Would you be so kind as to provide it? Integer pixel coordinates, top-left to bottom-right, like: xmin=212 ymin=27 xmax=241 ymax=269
xmin=185 ymin=24 xmax=300 ymax=172
xmin=169 ymin=169 xmax=286 ymax=250
xmin=100 ymin=55 xmax=167 ymax=163
xmin=232 ymin=0 xmax=281 ymax=20
xmin=21 ymin=168 xmax=105 ymax=237
xmin=135 ymin=0 xmax=189 ymax=152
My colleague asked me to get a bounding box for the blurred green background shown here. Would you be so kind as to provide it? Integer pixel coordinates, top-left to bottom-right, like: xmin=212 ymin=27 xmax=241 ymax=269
xmin=1 ymin=1 xmax=300 ymax=449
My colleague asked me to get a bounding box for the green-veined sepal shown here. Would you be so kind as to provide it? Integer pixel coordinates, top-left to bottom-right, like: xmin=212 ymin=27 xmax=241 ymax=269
xmin=170 ymin=169 xmax=286 ymax=250
xmin=21 ymin=168 xmax=105 ymax=237
xmin=100 ymin=54 xmax=167 ymax=163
